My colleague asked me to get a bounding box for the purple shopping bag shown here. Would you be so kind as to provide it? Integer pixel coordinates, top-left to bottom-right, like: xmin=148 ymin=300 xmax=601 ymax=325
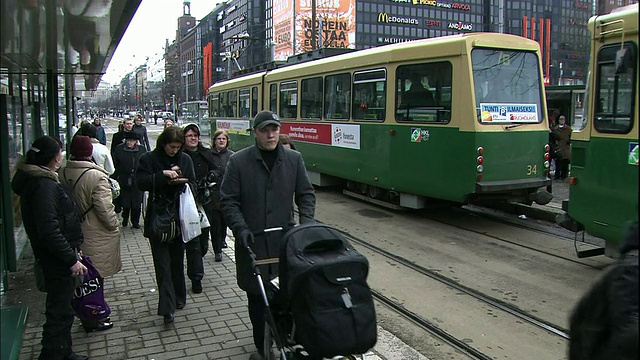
xmin=72 ymin=256 xmax=111 ymax=321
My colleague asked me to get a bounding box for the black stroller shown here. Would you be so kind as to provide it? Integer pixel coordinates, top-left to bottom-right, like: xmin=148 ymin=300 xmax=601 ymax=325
xmin=243 ymin=224 xmax=377 ymax=360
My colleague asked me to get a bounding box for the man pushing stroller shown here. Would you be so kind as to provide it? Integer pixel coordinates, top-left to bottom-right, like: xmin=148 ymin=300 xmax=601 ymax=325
xmin=220 ymin=111 xmax=316 ymax=360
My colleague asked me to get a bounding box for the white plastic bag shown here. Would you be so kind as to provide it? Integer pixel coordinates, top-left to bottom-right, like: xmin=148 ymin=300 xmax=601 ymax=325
xmin=197 ymin=204 xmax=210 ymax=228
xmin=179 ymin=185 xmax=201 ymax=243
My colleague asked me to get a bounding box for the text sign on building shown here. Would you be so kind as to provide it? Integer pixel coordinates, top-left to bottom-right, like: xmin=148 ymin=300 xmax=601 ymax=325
xmin=377 ymin=12 xmax=419 ymax=25
xmin=294 ymin=0 xmax=356 ymax=54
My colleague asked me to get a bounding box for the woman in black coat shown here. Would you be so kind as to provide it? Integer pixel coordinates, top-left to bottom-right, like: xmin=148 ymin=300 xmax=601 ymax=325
xmin=112 ymin=131 xmax=146 ymax=228
xmin=136 ymin=126 xmax=196 ymax=324
xmin=11 ymin=136 xmax=89 ymax=360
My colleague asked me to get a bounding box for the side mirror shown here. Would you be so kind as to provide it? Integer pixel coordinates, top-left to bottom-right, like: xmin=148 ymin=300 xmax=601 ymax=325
xmin=615 ymin=47 xmax=633 ymax=74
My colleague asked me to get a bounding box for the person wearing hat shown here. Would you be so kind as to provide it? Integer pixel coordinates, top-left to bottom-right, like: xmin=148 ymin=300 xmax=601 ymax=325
xmin=78 ymin=122 xmax=115 ymax=175
xmin=112 ymin=131 xmax=147 ymax=229
xmin=220 ymin=110 xmax=316 ymax=360
xmin=11 ymin=136 xmax=90 ymax=360
xmin=60 ymin=135 xmax=121 ymax=333
xmin=110 ymin=116 xmax=138 ymax=157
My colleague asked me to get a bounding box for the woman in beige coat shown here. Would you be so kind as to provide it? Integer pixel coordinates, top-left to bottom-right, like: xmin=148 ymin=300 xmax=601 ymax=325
xmin=61 ymin=135 xmax=121 ymax=333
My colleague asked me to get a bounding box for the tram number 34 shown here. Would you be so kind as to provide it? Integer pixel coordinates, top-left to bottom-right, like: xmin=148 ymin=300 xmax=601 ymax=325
xmin=527 ymin=164 xmax=537 ymax=175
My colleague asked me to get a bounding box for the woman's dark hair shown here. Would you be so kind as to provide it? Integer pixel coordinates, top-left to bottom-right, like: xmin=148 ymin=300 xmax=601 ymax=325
xmin=279 ymin=134 xmax=296 ymax=150
xmin=79 ymin=122 xmax=98 ymax=139
xmin=26 ymin=136 xmax=62 ymax=166
xmin=156 ymin=126 xmax=185 ymax=149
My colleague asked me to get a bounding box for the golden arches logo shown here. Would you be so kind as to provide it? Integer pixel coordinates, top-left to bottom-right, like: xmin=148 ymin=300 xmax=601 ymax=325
xmin=378 ymin=12 xmax=390 ymax=23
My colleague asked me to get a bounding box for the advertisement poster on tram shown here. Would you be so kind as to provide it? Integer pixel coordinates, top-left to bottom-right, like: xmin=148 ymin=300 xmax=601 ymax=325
xmin=294 ymin=0 xmax=356 ymax=54
xmin=273 ymin=0 xmax=295 ymax=61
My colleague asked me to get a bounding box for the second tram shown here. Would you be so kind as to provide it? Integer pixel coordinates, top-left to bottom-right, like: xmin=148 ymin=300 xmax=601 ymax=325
xmin=557 ymin=4 xmax=639 ymax=257
xmin=207 ymin=33 xmax=553 ymax=208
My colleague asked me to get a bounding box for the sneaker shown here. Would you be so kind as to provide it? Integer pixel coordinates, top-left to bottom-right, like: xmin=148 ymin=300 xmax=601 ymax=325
xmin=192 ymin=280 xmax=202 ymax=294
xmin=215 ymin=253 xmax=222 ymax=262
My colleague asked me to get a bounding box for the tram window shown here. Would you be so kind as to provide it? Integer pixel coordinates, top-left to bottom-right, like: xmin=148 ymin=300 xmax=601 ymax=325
xmin=239 ymin=88 xmax=250 ymax=118
xmin=209 ymin=94 xmax=219 ymax=117
xmin=472 ymin=49 xmax=543 ymax=125
xmin=395 ymin=62 xmax=452 ymax=123
xmin=324 ymin=73 xmax=351 ymax=120
xmin=269 ymin=84 xmax=278 ymax=113
xmin=251 ymin=86 xmax=258 ymax=117
xmin=353 ymin=69 xmax=386 ymax=121
xmin=219 ymin=92 xmax=228 ymax=117
xmin=301 ymin=77 xmax=323 ymax=119
xmin=228 ymin=90 xmax=238 ymax=118
xmin=594 ymin=43 xmax=636 ymax=134
xmin=280 ymin=81 xmax=298 ymax=119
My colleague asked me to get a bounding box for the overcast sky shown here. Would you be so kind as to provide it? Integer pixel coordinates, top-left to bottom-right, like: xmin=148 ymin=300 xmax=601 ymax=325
xmin=102 ymin=0 xmax=220 ymax=84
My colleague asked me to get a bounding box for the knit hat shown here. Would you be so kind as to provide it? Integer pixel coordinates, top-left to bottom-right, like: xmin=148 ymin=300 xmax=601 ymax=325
xmin=183 ymin=123 xmax=201 ymax=136
xmin=27 ymin=136 xmax=62 ymax=166
xmin=253 ymin=111 xmax=280 ymax=130
xmin=70 ymin=135 xmax=93 ymax=159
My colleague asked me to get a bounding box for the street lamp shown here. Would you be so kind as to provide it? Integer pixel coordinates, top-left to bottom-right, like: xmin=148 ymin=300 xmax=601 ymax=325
xmin=184 ymin=60 xmax=192 ymax=104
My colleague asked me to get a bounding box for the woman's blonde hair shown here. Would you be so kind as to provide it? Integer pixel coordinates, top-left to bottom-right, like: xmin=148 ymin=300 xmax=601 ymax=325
xmin=212 ymin=130 xmax=230 ymax=148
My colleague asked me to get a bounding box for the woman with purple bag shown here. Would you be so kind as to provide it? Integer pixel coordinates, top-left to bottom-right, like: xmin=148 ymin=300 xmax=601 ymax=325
xmin=60 ymin=135 xmax=121 ymax=332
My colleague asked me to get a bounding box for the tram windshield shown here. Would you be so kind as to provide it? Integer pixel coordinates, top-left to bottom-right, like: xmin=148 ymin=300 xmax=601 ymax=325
xmin=472 ymin=49 xmax=544 ymax=125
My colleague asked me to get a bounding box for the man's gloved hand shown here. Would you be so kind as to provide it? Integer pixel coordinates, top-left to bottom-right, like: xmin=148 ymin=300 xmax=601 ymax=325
xmin=239 ymin=229 xmax=254 ymax=248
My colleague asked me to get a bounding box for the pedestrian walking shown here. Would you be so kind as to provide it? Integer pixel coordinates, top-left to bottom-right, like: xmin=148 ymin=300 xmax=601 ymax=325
xmin=136 ymin=126 xmax=196 ymax=324
xmin=111 ymin=117 xmax=137 ymax=156
xmin=60 ymin=135 xmax=120 ymax=332
xmin=112 ymin=131 xmax=147 ymax=228
xmin=220 ymin=110 xmax=316 ymax=360
xmin=92 ymin=117 xmax=107 ymax=145
xmin=181 ymin=123 xmax=215 ymax=292
xmin=210 ymin=129 xmax=235 ymax=254
xmin=553 ymin=115 xmax=572 ymax=180
xmin=11 ymin=135 xmax=89 ymax=360
xmin=133 ymin=114 xmax=151 ymax=151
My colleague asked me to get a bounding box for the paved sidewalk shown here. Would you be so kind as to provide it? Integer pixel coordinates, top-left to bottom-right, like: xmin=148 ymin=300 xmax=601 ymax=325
xmin=5 ymin=225 xmax=423 ymax=360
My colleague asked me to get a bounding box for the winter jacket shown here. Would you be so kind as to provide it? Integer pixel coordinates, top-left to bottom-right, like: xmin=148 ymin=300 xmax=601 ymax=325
xmin=94 ymin=123 xmax=107 ymax=145
xmin=553 ymin=125 xmax=572 ymax=160
xmin=91 ymin=138 xmax=115 ymax=175
xmin=61 ymin=160 xmax=121 ymax=277
xmin=136 ymin=148 xmax=196 ymax=242
xmin=220 ymin=144 xmax=316 ymax=294
xmin=11 ymin=162 xmax=83 ymax=275
xmin=184 ymin=143 xmax=220 ymax=209
xmin=132 ymin=124 xmax=151 ymax=152
xmin=112 ymin=142 xmax=146 ymax=207
xmin=569 ymin=223 xmax=639 ymax=360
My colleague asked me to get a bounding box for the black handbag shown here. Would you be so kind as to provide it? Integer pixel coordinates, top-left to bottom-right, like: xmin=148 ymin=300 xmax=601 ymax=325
xmin=145 ymin=175 xmax=180 ymax=243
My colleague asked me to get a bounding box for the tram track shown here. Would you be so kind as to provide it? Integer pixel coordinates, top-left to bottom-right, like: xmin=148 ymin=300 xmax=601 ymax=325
xmin=338 ymin=227 xmax=570 ymax=340
xmin=419 ymin=206 xmax=609 ymax=270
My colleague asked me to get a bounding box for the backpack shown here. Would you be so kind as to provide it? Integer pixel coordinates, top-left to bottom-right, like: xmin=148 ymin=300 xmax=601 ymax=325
xmin=61 ymin=168 xmax=95 ymax=222
xmin=279 ymin=223 xmax=377 ymax=358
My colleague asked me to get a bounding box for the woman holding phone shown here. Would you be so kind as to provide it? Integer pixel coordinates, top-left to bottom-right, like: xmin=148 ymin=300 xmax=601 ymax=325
xmin=136 ymin=126 xmax=196 ymax=324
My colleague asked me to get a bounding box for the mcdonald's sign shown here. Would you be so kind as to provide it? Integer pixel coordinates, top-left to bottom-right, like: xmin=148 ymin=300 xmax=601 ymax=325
xmin=377 ymin=12 xmax=418 ymax=25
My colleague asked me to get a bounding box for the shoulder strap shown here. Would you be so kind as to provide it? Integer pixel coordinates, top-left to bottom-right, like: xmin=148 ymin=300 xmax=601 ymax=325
xmin=69 ymin=168 xmax=96 ymax=217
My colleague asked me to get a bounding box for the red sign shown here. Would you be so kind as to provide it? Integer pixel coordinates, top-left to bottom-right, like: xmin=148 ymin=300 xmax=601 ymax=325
xmin=281 ymin=122 xmax=332 ymax=145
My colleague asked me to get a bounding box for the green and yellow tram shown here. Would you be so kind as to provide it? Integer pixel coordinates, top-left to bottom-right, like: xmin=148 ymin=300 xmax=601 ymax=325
xmin=557 ymin=4 xmax=639 ymax=257
xmin=207 ymin=33 xmax=552 ymax=208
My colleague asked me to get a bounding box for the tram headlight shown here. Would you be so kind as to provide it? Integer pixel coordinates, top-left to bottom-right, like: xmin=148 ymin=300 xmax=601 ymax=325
xmin=545 ymin=153 xmax=550 ymax=160
xmin=545 ymin=144 xmax=550 ymax=152
xmin=544 ymin=160 xmax=550 ymax=168
xmin=476 ymin=164 xmax=484 ymax=172
xmin=477 ymin=147 xmax=484 ymax=155
xmin=477 ymin=156 xmax=483 ymax=164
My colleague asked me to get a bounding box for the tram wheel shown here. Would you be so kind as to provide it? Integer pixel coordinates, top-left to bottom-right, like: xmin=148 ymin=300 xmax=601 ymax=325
xmin=368 ymin=185 xmax=383 ymax=199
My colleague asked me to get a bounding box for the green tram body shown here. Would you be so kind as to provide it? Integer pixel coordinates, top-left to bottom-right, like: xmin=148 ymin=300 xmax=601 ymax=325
xmin=207 ymin=33 xmax=552 ymax=208
xmin=558 ymin=4 xmax=639 ymax=257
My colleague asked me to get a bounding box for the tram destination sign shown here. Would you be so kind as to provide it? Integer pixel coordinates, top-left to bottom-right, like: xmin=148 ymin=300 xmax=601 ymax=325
xmin=479 ymin=103 xmax=539 ymax=123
